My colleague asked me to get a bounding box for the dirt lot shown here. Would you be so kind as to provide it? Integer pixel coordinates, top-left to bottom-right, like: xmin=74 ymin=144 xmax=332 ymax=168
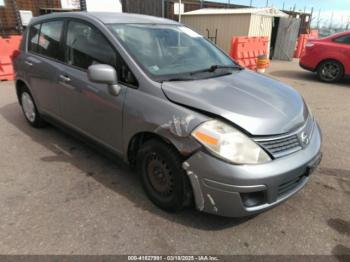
xmin=0 ymin=60 xmax=349 ymax=255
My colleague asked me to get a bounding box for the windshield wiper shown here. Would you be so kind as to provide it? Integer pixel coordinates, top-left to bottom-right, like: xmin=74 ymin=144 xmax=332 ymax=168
xmin=190 ymin=64 xmax=243 ymax=75
xmin=161 ymin=64 xmax=243 ymax=82
xmin=162 ymin=77 xmax=195 ymax=82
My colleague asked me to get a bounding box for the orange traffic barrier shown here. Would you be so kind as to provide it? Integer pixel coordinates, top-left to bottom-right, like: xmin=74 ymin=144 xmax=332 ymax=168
xmin=0 ymin=35 xmax=22 ymax=81
xmin=229 ymin=36 xmax=269 ymax=71
xmin=0 ymin=56 xmax=15 ymax=81
xmin=294 ymin=31 xmax=319 ymax=59
xmin=294 ymin=34 xmax=309 ymax=58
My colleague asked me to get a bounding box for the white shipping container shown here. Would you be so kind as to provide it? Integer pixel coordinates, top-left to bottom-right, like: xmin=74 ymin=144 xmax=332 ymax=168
xmin=86 ymin=0 xmax=122 ymax=12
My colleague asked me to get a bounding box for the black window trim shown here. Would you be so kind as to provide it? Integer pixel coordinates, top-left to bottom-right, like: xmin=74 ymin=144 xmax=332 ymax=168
xmin=27 ymin=18 xmax=66 ymax=63
xmin=27 ymin=23 xmax=41 ymax=53
xmin=26 ymin=17 xmax=138 ymax=89
xmin=62 ymin=17 xmax=139 ymax=88
xmin=332 ymin=34 xmax=350 ymax=45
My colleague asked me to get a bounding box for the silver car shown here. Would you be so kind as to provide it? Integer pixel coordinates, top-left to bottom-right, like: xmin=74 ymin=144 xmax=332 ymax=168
xmin=13 ymin=12 xmax=322 ymax=217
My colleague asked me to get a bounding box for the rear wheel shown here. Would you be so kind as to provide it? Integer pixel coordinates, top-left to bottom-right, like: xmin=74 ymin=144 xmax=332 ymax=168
xmin=20 ymin=89 xmax=46 ymax=128
xmin=317 ymin=60 xmax=344 ymax=83
xmin=137 ymin=139 xmax=192 ymax=212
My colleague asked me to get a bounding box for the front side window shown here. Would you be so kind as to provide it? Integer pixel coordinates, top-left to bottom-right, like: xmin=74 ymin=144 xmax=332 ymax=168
xmin=334 ymin=34 xmax=350 ymax=45
xmin=65 ymin=21 xmax=116 ymax=70
xmin=108 ymin=24 xmax=236 ymax=82
xmin=37 ymin=20 xmax=64 ymax=60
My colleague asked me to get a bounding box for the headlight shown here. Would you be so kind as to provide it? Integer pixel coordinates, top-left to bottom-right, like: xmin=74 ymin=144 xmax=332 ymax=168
xmin=191 ymin=120 xmax=271 ymax=164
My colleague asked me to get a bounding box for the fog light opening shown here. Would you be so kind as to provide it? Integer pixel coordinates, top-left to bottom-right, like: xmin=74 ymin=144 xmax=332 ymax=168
xmin=241 ymin=191 xmax=266 ymax=207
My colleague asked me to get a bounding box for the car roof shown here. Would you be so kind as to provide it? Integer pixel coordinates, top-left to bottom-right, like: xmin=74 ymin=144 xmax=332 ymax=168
xmin=29 ymin=11 xmax=179 ymax=25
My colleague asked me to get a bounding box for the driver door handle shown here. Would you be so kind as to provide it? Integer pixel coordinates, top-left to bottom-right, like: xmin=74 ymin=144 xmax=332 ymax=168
xmin=25 ymin=61 xmax=33 ymax=66
xmin=59 ymin=74 xmax=71 ymax=82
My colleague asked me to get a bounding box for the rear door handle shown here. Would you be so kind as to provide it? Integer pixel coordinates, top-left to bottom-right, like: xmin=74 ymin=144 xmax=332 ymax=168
xmin=59 ymin=74 xmax=71 ymax=82
xmin=25 ymin=61 xmax=33 ymax=66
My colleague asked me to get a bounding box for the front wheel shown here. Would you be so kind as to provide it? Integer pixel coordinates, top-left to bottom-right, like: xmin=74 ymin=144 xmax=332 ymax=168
xmin=317 ymin=60 xmax=344 ymax=83
xmin=137 ymin=139 xmax=192 ymax=212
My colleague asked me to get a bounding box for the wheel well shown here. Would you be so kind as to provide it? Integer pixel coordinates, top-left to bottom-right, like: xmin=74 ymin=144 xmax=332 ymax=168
xmin=317 ymin=59 xmax=344 ymax=72
xmin=15 ymin=80 xmax=28 ymax=105
xmin=127 ymin=132 xmax=180 ymax=168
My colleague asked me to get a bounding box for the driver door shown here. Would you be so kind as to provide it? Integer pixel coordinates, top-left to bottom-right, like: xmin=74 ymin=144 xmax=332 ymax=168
xmin=58 ymin=20 xmax=135 ymax=153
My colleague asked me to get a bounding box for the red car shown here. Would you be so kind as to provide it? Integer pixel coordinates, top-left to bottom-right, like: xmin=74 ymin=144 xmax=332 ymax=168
xmin=300 ymin=30 xmax=350 ymax=82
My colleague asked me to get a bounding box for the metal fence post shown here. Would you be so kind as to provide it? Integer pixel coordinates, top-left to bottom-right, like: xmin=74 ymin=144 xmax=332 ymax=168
xmin=11 ymin=0 xmax=23 ymax=34
xmin=80 ymin=0 xmax=87 ymax=11
xmin=162 ymin=0 xmax=164 ymax=17
xmin=178 ymin=0 xmax=181 ymax=22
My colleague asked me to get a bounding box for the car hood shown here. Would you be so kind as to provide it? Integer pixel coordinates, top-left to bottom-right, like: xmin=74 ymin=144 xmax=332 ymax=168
xmin=161 ymin=70 xmax=308 ymax=136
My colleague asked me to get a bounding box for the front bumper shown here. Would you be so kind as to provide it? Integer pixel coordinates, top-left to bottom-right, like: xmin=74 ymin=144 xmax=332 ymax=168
xmin=183 ymin=123 xmax=322 ymax=217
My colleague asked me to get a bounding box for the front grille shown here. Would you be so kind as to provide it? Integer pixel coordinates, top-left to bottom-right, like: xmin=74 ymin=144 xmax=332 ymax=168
xmin=278 ymin=174 xmax=305 ymax=197
xmin=257 ymin=134 xmax=302 ymax=158
xmin=254 ymin=116 xmax=315 ymax=159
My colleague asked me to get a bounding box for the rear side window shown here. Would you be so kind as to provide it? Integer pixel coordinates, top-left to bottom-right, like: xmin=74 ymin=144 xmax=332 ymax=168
xmin=334 ymin=35 xmax=350 ymax=45
xmin=28 ymin=24 xmax=41 ymax=53
xmin=65 ymin=21 xmax=116 ymax=70
xmin=37 ymin=20 xmax=64 ymax=60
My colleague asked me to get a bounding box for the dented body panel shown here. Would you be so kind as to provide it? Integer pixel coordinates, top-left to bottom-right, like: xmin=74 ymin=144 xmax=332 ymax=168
xmin=122 ymin=81 xmax=208 ymax=160
xmin=183 ymin=123 xmax=322 ymax=217
xmin=162 ymin=70 xmax=308 ymax=136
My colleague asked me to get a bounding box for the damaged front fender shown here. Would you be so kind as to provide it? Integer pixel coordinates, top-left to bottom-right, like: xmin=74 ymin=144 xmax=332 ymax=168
xmin=154 ymin=115 xmax=202 ymax=155
xmin=122 ymin=86 xmax=210 ymax=160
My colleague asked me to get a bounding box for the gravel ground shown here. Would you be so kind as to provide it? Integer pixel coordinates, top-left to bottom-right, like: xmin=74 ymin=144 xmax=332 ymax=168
xmin=0 ymin=59 xmax=349 ymax=255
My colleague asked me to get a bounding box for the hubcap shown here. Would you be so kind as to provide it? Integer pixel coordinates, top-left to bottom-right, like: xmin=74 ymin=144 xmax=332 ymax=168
xmin=321 ymin=62 xmax=340 ymax=81
xmin=21 ymin=92 xmax=36 ymax=123
xmin=147 ymin=153 xmax=174 ymax=197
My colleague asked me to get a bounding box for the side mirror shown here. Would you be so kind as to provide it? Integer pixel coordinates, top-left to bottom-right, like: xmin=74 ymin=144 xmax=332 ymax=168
xmin=87 ymin=64 xmax=121 ymax=96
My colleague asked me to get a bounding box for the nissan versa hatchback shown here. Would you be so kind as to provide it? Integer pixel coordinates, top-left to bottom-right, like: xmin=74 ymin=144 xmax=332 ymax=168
xmin=13 ymin=12 xmax=322 ymax=217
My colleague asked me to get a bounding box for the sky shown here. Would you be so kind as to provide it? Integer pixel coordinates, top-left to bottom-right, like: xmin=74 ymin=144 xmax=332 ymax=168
xmin=209 ymin=0 xmax=350 ymax=27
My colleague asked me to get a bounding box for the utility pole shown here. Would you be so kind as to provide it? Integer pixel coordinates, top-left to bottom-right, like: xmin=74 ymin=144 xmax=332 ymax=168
xmin=179 ymin=0 xmax=182 ymax=23
xmin=329 ymin=11 xmax=333 ymax=30
xmin=266 ymin=0 xmax=269 ymax=7
xmin=309 ymin=7 xmax=314 ymax=32
xmin=250 ymin=0 xmax=253 ymax=7
xmin=282 ymin=2 xmax=285 ymax=10
xmin=317 ymin=9 xmax=321 ymax=29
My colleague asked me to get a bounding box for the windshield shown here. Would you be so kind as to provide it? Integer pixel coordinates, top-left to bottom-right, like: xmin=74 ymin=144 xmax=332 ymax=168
xmin=108 ymin=24 xmax=237 ymax=82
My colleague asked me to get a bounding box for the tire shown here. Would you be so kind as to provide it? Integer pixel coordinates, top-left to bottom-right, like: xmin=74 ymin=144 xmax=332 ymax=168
xmin=137 ymin=139 xmax=192 ymax=212
xmin=317 ymin=60 xmax=344 ymax=83
xmin=20 ymin=88 xmax=46 ymax=128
